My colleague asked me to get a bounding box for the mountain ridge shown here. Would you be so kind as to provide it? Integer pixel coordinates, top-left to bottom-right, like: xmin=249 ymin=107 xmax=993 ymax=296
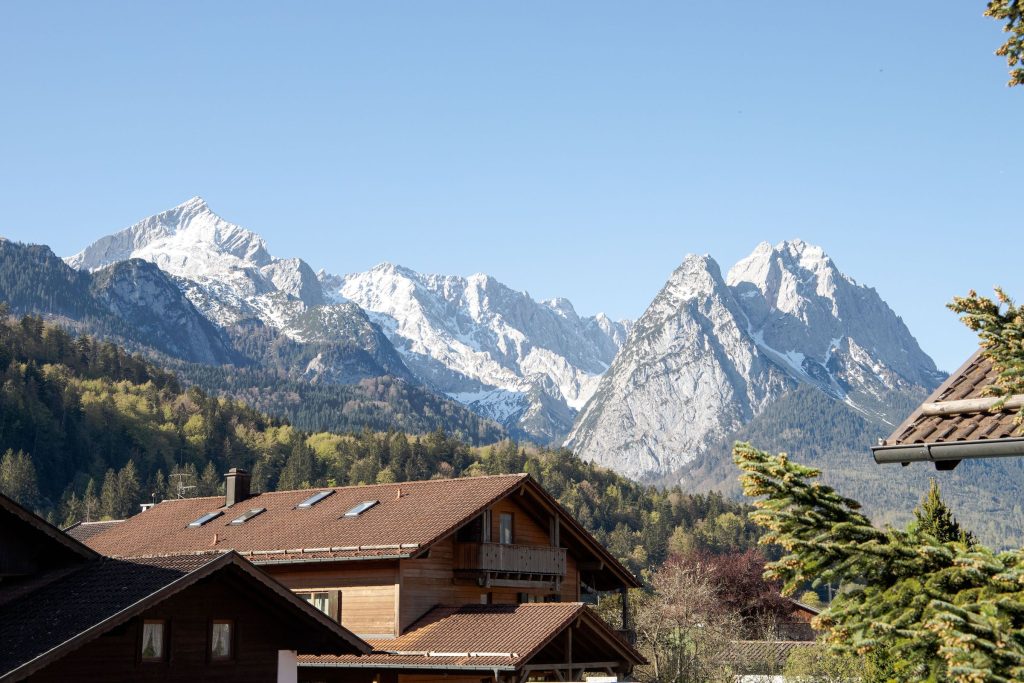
xmin=61 ymin=198 xmax=944 ymax=484
xmin=67 ymin=198 xmax=629 ymax=441
xmin=565 ymin=240 xmax=944 ymax=480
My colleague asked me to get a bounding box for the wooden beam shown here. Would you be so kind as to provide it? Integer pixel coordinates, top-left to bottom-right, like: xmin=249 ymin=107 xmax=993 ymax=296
xmin=566 ymin=623 xmax=573 ymax=671
xmin=921 ymin=394 xmax=1024 ymax=416
xmin=520 ymin=662 xmax=623 ymax=672
xmin=487 ymin=578 xmax=559 ymax=590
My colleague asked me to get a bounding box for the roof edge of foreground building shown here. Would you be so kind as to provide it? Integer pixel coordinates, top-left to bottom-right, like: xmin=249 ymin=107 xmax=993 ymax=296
xmin=873 ymin=349 xmax=1024 ymax=468
xmin=0 ymin=492 xmax=369 ymax=683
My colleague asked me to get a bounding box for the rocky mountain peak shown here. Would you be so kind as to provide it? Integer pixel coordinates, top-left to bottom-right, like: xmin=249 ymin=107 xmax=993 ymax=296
xmin=66 ymin=197 xmax=272 ymax=272
xmin=566 ymin=241 xmax=944 ymax=481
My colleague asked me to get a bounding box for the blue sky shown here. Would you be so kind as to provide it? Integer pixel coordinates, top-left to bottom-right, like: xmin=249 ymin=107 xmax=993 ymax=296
xmin=0 ymin=1 xmax=1019 ymax=372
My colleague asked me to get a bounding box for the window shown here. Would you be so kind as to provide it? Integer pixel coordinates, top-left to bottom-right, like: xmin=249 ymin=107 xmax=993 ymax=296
xmin=140 ymin=620 xmax=166 ymax=661
xmin=296 ymin=590 xmax=339 ymax=620
xmin=296 ymin=490 xmax=334 ymax=509
xmin=299 ymin=591 xmax=330 ymax=615
xmin=499 ymin=512 xmax=514 ymax=545
xmin=188 ymin=511 xmax=223 ymax=528
xmin=228 ymin=507 xmax=265 ymax=525
xmin=343 ymin=500 xmax=379 ymax=517
xmin=210 ymin=620 xmax=233 ymax=660
xmin=479 ymin=592 xmax=492 ymax=604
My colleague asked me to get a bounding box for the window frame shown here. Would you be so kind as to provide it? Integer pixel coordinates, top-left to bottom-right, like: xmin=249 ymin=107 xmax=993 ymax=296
xmin=499 ymin=512 xmax=514 ymax=545
xmin=139 ymin=618 xmax=168 ymax=663
xmin=209 ymin=619 xmax=235 ymax=662
xmin=296 ymin=589 xmax=341 ymax=621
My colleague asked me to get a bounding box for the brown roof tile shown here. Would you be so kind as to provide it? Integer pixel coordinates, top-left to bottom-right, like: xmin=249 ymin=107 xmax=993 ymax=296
xmin=84 ymin=474 xmax=528 ymax=561
xmin=881 ymin=350 xmax=1021 ymax=447
xmin=0 ymin=554 xmax=221 ymax=678
xmin=0 ymin=551 xmax=371 ymax=680
xmin=300 ymin=603 xmax=645 ymax=672
xmin=64 ymin=519 xmax=124 ymax=544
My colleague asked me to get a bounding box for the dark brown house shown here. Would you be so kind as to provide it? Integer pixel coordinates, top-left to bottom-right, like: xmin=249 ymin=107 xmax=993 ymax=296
xmin=82 ymin=472 xmax=645 ymax=682
xmin=0 ymin=492 xmax=368 ymax=683
xmin=872 ymin=349 xmax=1024 ymax=468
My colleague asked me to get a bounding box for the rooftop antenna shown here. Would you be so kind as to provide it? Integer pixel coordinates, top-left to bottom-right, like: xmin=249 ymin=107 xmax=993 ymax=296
xmin=169 ymin=471 xmax=196 ymax=499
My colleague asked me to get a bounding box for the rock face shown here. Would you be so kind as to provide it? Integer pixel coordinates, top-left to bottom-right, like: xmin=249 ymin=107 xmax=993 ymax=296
xmin=565 ymin=241 xmax=944 ymax=481
xmin=0 ymin=239 xmax=236 ymax=365
xmin=63 ymin=200 xmax=940 ymax=457
xmin=331 ymin=264 xmax=630 ymax=440
xmin=66 ymin=197 xmax=325 ymax=329
xmin=89 ymin=259 xmax=238 ymax=365
xmin=66 ymin=199 xmax=627 ymax=440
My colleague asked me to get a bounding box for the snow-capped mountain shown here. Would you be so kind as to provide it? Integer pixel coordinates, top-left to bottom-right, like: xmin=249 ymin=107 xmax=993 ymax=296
xmin=328 ymin=264 xmax=630 ymax=441
xmin=565 ymin=240 xmax=944 ymax=480
xmin=66 ymin=198 xmax=628 ymax=440
xmin=0 ymin=239 xmax=236 ymax=365
xmin=66 ymin=196 xmax=326 ymax=331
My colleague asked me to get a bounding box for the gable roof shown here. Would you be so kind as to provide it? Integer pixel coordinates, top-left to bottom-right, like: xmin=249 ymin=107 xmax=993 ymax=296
xmin=80 ymin=473 xmax=640 ymax=589
xmin=300 ymin=603 xmax=645 ymax=673
xmin=873 ymin=350 xmax=1024 ymax=467
xmin=84 ymin=474 xmax=527 ymax=561
xmin=0 ymin=551 xmax=370 ymax=682
xmin=0 ymin=492 xmax=98 ymax=566
xmin=64 ymin=520 xmax=124 ymax=544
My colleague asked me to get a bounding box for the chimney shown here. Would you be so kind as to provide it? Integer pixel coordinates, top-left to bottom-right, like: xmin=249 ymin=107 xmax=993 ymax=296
xmin=225 ymin=468 xmax=251 ymax=507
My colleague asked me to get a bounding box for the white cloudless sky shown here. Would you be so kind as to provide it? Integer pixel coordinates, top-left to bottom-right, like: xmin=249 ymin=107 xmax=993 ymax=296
xmin=0 ymin=2 xmax=1020 ymax=372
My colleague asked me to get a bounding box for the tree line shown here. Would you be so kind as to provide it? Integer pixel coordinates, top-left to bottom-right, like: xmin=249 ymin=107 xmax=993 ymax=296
xmin=0 ymin=310 xmax=761 ymax=580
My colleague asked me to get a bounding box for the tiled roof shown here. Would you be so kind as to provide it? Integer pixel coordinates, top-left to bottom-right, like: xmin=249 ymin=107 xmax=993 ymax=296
xmin=0 ymin=551 xmax=370 ymax=681
xmin=880 ymin=350 xmax=1020 ymax=447
xmin=300 ymin=603 xmax=645 ymax=672
xmin=64 ymin=519 xmax=124 ymax=544
xmin=0 ymin=553 xmax=221 ymax=679
xmin=84 ymin=474 xmax=528 ymax=561
xmin=1 ymin=492 xmax=97 ymax=564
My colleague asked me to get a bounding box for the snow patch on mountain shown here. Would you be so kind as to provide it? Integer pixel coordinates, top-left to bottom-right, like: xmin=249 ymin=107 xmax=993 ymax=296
xmin=567 ymin=241 xmax=944 ymax=480
xmin=331 ymin=262 xmax=629 ymax=440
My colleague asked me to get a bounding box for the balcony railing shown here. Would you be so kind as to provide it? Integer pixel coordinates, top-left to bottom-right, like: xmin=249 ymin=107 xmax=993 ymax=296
xmin=455 ymin=542 xmax=567 ymax=577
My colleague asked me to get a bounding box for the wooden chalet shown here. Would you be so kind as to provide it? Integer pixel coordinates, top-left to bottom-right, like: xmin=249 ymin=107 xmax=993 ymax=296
xmin=0 ymin=492 xmax=368 ymax=683
xmin=872 ymin=349 xmax=1024 ymax=468
xmin=82 ymin=471 xmax=645 ymax=682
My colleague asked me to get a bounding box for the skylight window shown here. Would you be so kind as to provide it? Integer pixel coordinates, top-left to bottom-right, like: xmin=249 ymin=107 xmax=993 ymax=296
xmin=228 ymin=508 xmax=266 ymax=525
xmin=188 ymin=511 xmax=223 ymax=528
xmin=343 ymin=500 xmax=379 ymax=517
xmin=296 ymin=490 xmax=334 ymax=509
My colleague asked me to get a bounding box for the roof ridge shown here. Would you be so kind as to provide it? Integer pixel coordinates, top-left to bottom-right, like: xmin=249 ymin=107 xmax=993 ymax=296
xmin=153 ymin=473 xmax=531 ymax=504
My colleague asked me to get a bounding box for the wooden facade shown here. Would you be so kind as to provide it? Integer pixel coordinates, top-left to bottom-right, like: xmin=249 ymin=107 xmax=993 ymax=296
xmin=267 ymin=490 xmax=585 ymax=639
xmin=25 ymin=572 xmax=303 ymax=683
xmin=76 ymin=473 xmax=644 ymax=680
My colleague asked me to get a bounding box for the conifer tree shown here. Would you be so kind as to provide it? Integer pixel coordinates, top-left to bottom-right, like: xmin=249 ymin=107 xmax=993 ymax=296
xmin=99 ymin=468 xmax=118 ymax=519
xmin=986 ymin=0 xmax=1024 ymax=86
xmin=0 ymin=449 xmax=39 ymax=509
xmin=82 ymin=479 xmax=99 ymax=522
xmin=733 ymin=442 xmax=1024 ymax=683
xmin=909 ymin=479 xmax=977 ymax=546
xmin=948 ymin=288 xmax=1024 ymax=430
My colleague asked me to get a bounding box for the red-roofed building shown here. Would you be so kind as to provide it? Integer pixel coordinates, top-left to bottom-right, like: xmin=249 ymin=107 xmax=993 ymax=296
xmin=82 ymin=471 xmax=645 ymax=682
xmin=0 ymin=492 xmax=368 ymax=683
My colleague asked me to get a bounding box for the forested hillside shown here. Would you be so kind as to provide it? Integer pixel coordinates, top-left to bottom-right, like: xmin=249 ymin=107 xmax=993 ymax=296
xmin=0 ymin=311 xmax=759 ymax=578
xmin=674 ymin=384 xmax=1024 ymax=548
xmin=0 ymin=239 xmax=508 ymax=441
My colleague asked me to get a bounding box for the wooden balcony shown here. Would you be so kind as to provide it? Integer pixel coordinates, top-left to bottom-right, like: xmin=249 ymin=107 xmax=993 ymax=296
xmin=455 ymin=542 xmax=567 ymax=580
